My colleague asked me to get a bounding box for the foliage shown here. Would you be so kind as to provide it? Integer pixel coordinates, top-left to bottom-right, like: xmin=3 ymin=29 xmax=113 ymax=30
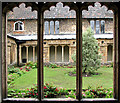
xmin=8 ymin=83 xmax=113 ymax=99
xmin=7 ymin=62 xmax=37 ymax=88
xmin=25 ymin=61 xmax=37 ymax=69
xmin=8 ymin=83 xmax=69 ymax=98
xmin=72 ymin=28 xmax=101 ymax=74
xmin=8 ymin=66 xmax=21 ymax=74
xmin=49 ymin=63 xmax=59 ymax=68
xmin=82 ymin=86 xmax=113 ymax=98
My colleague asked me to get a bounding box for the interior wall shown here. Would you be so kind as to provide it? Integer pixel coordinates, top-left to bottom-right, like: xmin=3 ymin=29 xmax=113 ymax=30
xmin=50 ymin=46 xmax=55 ymax=62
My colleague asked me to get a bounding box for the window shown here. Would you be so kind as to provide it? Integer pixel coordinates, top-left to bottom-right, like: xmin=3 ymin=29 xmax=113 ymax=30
xmin=101 ymin=20 xmax=105 ymax=34
xmin=50 ymin=21 xmax=54 ymax=34
xmin=44 ymin=21 xmax=49 ymax=34
xmin=55 ymin=21 xmax=59 ymax=34
xmin=90 ymin=20 xmax=94 ymax=32
xmin=14 ymin=21 xmax=24 ymax=31
xmin=96 ymin=20 xmax=100 ymax=34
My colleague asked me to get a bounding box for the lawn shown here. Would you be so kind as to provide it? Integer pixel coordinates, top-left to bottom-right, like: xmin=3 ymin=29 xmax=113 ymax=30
xmin=12 ymin=66 xmax=113 ymax=90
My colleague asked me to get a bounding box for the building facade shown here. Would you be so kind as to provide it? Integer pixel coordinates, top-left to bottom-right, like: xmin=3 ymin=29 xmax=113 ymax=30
xmin=7 ymin=2 xmax=114 ymax=65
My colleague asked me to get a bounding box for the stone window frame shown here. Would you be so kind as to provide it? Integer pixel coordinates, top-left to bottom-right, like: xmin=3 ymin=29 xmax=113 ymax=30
xmin=1 ymin=2 xmax=120 ymax=102
xmin=14 ymin=21 xmax=24 ymax=31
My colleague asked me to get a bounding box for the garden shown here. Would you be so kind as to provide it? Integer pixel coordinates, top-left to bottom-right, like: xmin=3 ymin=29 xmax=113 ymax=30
xmin=7 ymin=28 xmax=113 ymax=99
xmin=7 ymin=62 xmax=113 ymax=99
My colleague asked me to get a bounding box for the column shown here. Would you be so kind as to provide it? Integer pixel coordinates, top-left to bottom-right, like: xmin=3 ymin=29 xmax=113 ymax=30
xmin=19 ymin=45 xmax=21 ymax=63
xmin=33 ymin=46 xmax=35 ymax=62
xmin=105 ymin=45 xmax=108 ymax=63
xmin=26 ymin=46 xmax=28 ymax=63
xmin=62 ymin=45 xmax=64 ymax=62
xmin=69 ymin=46 xmax=71 ymax=62
xmin=48 ymin=45 xmax=50 ymax=62
xmin=55 ymin=45 xmax=57 ymax=62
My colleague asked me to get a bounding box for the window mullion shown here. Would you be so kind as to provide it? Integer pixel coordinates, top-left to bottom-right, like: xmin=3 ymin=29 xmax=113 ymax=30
xmin=37 ymin=3 xmax=44 ymax=101
xmin=76 ymin=4 xmax=82 ymax=101
xmin=2 ymin=13 xmax=7 ymax=99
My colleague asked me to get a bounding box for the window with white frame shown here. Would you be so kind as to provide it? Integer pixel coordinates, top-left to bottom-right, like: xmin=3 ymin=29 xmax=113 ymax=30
xmin=14 ymin=21 xmax=24 ymax=31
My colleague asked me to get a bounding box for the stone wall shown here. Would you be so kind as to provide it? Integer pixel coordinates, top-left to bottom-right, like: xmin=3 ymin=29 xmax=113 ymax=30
xmin=7 ymin=18 xmax=113 ymax=35
xmin=7 ymin=37 xmax=17 ymax=65
xmin=7 ymin=20 xmax=37 ymax=35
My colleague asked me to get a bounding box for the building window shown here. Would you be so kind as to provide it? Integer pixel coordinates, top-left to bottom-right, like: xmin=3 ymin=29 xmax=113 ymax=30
xmin=55 ymin=21 xmax=59 ymax=34
xmin=50 ymin=21 xmax=54 ymax=34
xmin=90 ymin=20 xmax=94 ymax=32
xmin=101 ymin=20 xmax=105 ymax=34
xmin=44 ymin=21 xmax=49 ymax=34
xmin=96 ymin=20 xmax=100 ymax=34
xmin=14 ymin=21 xmax=24 ymax=31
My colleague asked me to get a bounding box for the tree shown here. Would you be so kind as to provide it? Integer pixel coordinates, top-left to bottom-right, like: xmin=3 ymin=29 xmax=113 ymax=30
xmin=72 ymin=27 xmax=101 ymax=74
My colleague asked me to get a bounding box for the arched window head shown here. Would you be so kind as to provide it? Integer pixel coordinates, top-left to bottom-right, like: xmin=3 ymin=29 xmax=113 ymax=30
xmin=14 ymin=21 xmax=24 ymax=31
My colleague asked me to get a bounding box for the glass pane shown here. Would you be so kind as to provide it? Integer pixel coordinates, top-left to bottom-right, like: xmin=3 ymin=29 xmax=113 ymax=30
xmin=90 ymin=20 xmax=94 ymax=32
xmin=15 ymin=23 xmax=18 ymax=30
xmin=101 ymin=20 xmax=105 ymax=34
xmin=50 ymin=21 xmax=54 ymax=34
xmin=96 ymin=20 xmax=100 ymax=34
xmin=55 ymin=21 xmax=59 ymax=34
xmin=44 ymin=21 xmax=49 ymax=34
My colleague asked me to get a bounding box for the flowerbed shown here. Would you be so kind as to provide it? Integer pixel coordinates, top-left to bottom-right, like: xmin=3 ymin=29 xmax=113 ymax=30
xmin=8 ymin=83 xmax=113 ymax=99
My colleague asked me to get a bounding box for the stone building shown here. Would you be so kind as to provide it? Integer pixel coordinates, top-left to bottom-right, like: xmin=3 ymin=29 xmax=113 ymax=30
xmin=7 ymin=2 xmax=113 ymax=65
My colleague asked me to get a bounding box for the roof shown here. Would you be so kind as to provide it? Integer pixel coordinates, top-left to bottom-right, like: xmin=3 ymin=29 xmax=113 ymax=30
xmin=7 ymin=2 xmax=113 ymax=19
xmin=7 ymin=33 xmax=113 ymax=41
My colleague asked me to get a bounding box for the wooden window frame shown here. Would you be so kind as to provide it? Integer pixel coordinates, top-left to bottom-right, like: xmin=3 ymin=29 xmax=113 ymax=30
xmin=1 ymin=1 xmax=120 ymax=102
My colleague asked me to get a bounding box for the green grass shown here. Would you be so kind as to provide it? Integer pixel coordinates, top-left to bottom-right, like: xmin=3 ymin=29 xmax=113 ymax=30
xmin=12 ymin=66 xmax=113 ymax=90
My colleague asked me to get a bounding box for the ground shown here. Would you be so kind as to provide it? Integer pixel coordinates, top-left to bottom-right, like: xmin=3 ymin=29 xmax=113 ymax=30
xmin=12 ymin=66 xmax=113 ymax=90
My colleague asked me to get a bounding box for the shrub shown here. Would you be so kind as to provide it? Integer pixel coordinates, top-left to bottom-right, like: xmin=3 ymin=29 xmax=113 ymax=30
xmin=7 ymin=83 xmax=113 ymax=99
xmin=8 ymin=66 xmax=20 ymax=74
xmin=49 ymin=63 xmax=59 ymax=68
xmin=82 ymin=86 xmax=113 ymax=98
xmin=25 ymin=61 xmax=37 ymax=69
xmin=72 ymin=28 xmax=101 ymax=74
